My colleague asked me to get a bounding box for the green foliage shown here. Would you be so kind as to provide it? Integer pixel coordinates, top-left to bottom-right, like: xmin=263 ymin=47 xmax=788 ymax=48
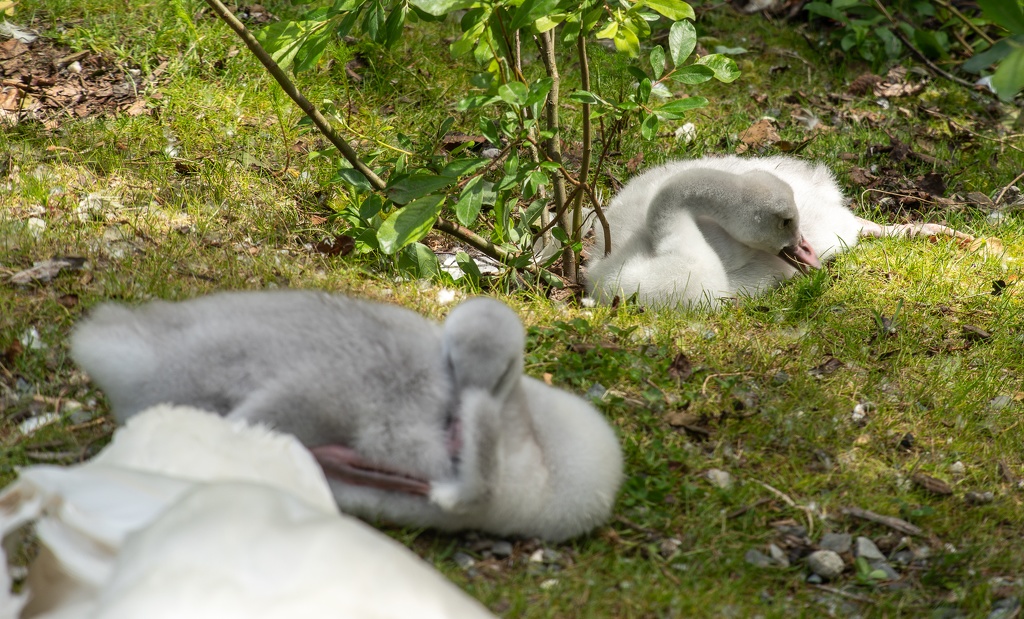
xmin=805 ymin=0 xmax=1023 ymax=101
xmin=253 ymin=0 xmax=738 ymax=282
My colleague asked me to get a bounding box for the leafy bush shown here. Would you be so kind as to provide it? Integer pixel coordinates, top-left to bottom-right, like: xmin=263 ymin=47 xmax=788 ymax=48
xmin=208 ymin=0 xmax=739 ymax=286
xmin=805 ymin=0 xmax=1023 ymax=101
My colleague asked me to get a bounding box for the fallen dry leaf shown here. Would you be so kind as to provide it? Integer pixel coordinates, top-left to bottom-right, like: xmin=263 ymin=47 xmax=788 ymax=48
xmin=873 ymin=66 xmax=925 ymax=98
xmin=911 ymin=472 xmax=953 ymax=496
xmin=9 ymin=257 xmax=86 ymax=285
xmin=667 ymin=352 xmax=693 ymax=382
xmin=735 ymin=118 xmax=780 ymax=154
xmin=809 ymin=356 xmax=843 ymax=378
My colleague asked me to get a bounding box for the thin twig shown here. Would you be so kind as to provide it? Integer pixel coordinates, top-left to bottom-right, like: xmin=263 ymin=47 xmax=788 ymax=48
xmin=871 ymin=0 xmax=982 ymax=91
xmin=812 ymin=584 xmax=876 ymax=604
xmin=933 ymin=0 xmax=994 ymax=45
xmin=752 ymin=479 xmax=815 ymax=537
xmin=995 ymin=169 xmax=1024 ymax=206
xmin=202 ymin=0 xmax=385 ymax=190
xmin=841 ymin=506 xmax=923 ymax=536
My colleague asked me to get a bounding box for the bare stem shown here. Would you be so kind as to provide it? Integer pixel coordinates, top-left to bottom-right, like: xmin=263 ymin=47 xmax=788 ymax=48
xmin=537 ymin=30 xmax=577 ymax=283
xmin=573 ymin=31 xmax=598 ymax=255
xmin=202 ymin=0 xmax=386 ymax=190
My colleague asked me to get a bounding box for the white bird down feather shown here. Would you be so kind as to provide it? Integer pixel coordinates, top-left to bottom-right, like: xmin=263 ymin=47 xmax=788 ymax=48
xmin=0 ymin=404 xmax=496 ymax=619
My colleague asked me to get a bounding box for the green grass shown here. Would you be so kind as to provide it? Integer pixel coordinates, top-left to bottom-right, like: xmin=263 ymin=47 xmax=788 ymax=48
xmin=3 ymin=0 xmax=1024 ymax=616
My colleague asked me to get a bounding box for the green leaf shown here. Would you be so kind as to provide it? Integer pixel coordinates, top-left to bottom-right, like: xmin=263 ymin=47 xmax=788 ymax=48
xmin=377 ymin=195 xmax=443 ymax=254
xmin=534 ymin=13 xmax=567 ymax=33
xmin=978 ymin=0 xmax=1024 ymax=34
xmin=363 ymin=1 xmax=386 ymax=42
xmin=292 ymin=25 xmax=333 ymax=73
xmin=668 ymin=20 xmax=696 ymax=66
xmin=526 ymin=78 xmax=554 ymax=107
xmin=256 ymin=21 xmax=318 ymax=71
xmin=509 ymin=0 xmax=561 ymax=31
xmin=641 ymin=0 xmax=694 ymax=21
xmin=913 ymin=28 xmax=947 ymax=59
xmin=382 ymin=4 xmax=408 ymax=48
xmin=332 ymin=167 xmax=373 ymax=193
xmin=595 ymin=21 xmax=618 ymax=39
xmin=498 ymin=81 xmax=529 ymax=106
xmin=669 ymin=63 xmax=714 ymax=84
xmin=992 ymin=44 xmax=1024 ymax=101
xmin=641 ymin=112 xmax=659 ymax=139
xmin=409 ymin=0 xmax=478 ymax=17
xmin=654 ymin=96 xmax=708 ymax=119
xmin=386 ymin=174 xmax=454 ymax=205
xmin=358 ymin=193 xmax=384 ymax=222
xmin=804 ymin=1 xmax=847 ymax=23
xmin=441 ymin=158 xmax=489 ymax=178
xmin=697 ymin=53 xmax=741 ymax=82
xmin=650 ymin=45 xmax=666 ymax=80
xmin=875 ymin=26 xmax=902 ymax=59
xmin=399 ymin=242 xmax=441 ymax=279
xmin=963 ymin=37 xmax=1015 ymax=73
xmin=614 ymin=25 xmax=641 ymax=57
xmin=454 ymin=176 xmax=486 ymax=226
xmin=568 ymin=90 xmax=604 ymax=104
xmin=455 ymin=250 xmax=482 ymax=287
xmin=637 ymin=78 xmax=652 ymax=103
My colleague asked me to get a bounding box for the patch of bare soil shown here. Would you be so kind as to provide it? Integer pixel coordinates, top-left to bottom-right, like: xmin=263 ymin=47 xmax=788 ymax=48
xmin=0 ymin=34 xmax=162 ymax=127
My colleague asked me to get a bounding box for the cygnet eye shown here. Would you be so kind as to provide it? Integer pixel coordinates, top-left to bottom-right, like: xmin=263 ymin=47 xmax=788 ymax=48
xmin=781 ymin=218 xmax=793 ymax=229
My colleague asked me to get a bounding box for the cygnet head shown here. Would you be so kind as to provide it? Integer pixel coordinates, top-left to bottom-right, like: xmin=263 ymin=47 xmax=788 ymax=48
xmin=441 ymin=297 xmax=525 ymax=401
xmin=732 ymin=170 xmax=820 ymax=271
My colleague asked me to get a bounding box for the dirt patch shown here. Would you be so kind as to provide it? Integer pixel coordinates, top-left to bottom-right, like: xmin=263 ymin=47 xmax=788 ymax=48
xmin=1 ymin=34 xmax=162 ymax=127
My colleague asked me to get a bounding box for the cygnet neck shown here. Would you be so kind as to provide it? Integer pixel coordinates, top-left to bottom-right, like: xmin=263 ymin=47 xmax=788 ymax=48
xmin=645 ymin=168 xmax=752 ymax=233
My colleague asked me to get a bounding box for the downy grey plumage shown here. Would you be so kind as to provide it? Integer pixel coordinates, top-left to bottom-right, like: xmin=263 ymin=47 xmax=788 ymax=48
xmin=70 ymin=291 xmax=623 ymax=542
xmin=586 ymin=155 xmax=862 ymax=308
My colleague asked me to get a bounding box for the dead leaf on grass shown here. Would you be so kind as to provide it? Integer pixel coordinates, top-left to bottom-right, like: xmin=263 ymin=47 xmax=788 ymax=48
xmin=313 ymin=235 xmax=355 ymax=257
xmin=873 ymin=66 xmax=925 ymax=98
xmin=911 ymin=472 xmax=953 ymax=496
xmin=9 ymin=257 xmax=87 ymax=284
xmin=809 ymin=356 xmax=843 ymax=378
xmin=916 ymin=172 xmax=946 ymax=197
xmin=667 ymin=352 xmax=693 ymax=382
xmin=735 ymin=118 xmax=780 ymax=154
xmin=961 ymin=325 xmax=991 ymax=342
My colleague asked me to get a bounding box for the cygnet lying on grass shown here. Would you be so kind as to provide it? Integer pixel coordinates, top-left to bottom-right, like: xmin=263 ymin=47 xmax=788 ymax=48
xmin=0 ymin=404 xmax=496 ymax=619
xmin=69 ymin=291 xmax=623 ymax=542
xmin=586 ymin=155 xmax=971 ymax=308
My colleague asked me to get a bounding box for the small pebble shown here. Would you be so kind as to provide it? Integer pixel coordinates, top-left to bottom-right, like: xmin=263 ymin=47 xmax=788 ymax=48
xmin=807 ymin=550 xmax=845 ymax=580
xmin=539 ymin=578 xmax=558 ymax=590
xmin=585 ymin=383 xmax=607 ymax=400
xmin=949 ymin=461 xmax=966 ymax=477
xmin=659 ymin=538 xmax=682 ymax=558
xmin=768 ymin=543 xmax=789 ymax=568
xmin=855 ymin=537 xmax=885 ymax=561
xmin=452 ymin=552 xmax=475 ymax=570
xmin=491 ymin=541 xmax=513 ymax=558
xmin=819 ymin=532 xmax=852 ymax=555
xmin=806 ymin=573 xmax=823 ymax=584
xmin=851 ymin=403 xmax=868 ymax=425
xmin=744 ymin=548 xmax=774 ymax=568
xmin=965 ymin=491 xmax=995 ymax=505
xmin=771 ymin=371 xmax=789 ymax=386
xmin=528 ymin=549 xmax=545 ymax=563
xmin=705 ymin=468 xmax=733 ymax=490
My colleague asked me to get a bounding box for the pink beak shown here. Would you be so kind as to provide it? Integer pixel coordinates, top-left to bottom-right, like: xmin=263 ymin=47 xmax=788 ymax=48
xmin=311 ymin=444 xmax=432 ymax=496
xmin=778 ymin=236 xmax=820 ymax=273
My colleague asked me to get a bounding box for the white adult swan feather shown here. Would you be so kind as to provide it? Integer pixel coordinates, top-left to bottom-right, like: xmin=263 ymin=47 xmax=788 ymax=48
xmin=586 ymin=155 xmax=970 ymax=308
xmin=0 ymin=404 xmax=496 ymax=619
xmin=69 ymin=292 xmax=623 ymax=542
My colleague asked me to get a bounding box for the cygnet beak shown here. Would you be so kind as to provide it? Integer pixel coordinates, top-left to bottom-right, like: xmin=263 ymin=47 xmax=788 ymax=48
xmin=778 ymin=236 xmax=821 ymax=273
